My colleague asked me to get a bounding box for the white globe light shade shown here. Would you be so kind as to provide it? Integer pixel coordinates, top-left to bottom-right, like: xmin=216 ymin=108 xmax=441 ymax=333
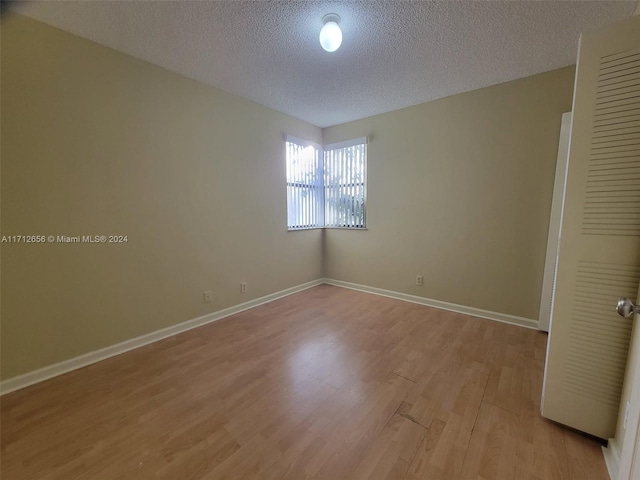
xmin=319 ymin=21 xmax=342 ymax=52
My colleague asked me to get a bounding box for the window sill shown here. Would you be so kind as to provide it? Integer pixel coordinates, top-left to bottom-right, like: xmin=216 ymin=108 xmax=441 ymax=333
xmin=287 ymin=227 xmax=368 ymax=231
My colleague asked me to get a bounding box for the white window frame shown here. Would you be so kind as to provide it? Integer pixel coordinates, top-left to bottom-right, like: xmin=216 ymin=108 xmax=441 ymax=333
xmin=285 ymin=135 xmax=368 ymax=231
xmin=285 ymin=135 xmax=324 ymax=230
xmin=324 ymin=137 xmax=368 ymax=229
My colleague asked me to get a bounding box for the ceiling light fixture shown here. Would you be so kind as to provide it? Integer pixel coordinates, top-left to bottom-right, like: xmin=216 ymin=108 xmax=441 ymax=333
xmin=319 ymin=14 xmax=342 ymax=53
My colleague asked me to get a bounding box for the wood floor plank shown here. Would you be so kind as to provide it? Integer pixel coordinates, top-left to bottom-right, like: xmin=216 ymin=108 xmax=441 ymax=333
xmin=0 ymin=285 xmax=609 ymax=479
xmin=404 ymin=413 xmax=471 ymax=479
xmin=348 ymin=414 xmax=425 ymax=480
xmin=460 ymin=402 xmax=520 ymax=480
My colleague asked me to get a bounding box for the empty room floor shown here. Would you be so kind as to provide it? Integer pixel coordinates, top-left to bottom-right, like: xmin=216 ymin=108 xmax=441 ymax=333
xmin=1 ymin=285 xmax=609 ymax=479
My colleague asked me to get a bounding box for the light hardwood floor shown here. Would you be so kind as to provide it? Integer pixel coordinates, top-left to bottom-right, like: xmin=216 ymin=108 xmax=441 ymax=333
xmin=1 ymin=285 xmax=609 ymax=479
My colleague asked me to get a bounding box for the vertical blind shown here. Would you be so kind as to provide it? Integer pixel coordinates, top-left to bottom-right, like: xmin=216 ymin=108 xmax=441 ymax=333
xmin=286 ymin=137 xmax=323 ymax=229
xmin=324 ymin=140 xmax=367 ymax=228
xmin=286 ymin=136 xmax=367 ymax=230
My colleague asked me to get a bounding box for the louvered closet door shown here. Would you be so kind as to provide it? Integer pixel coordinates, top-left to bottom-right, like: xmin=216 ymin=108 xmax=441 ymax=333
xmin=542 ymin=14 xmax=640 ymax=440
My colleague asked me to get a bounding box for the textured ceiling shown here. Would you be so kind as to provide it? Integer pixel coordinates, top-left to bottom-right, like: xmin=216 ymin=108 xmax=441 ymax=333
xmin=9 ymin=0 xmax=640 ymax=128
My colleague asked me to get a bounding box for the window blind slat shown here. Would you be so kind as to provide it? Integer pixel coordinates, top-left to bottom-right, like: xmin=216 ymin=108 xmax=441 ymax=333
xmin=349 ymin=148 xmax=354 ymax=227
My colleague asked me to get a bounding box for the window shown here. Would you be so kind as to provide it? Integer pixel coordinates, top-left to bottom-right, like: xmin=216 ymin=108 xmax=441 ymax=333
xmin=286 ymin=136 xmax=367 ymax=230
xmin=286 ymin=137 xmax=323 ymax=230
xmin=324 ymin=140 xmax=367 ymax=228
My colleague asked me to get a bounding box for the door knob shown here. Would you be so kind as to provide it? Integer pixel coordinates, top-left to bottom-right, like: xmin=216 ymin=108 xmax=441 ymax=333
xmin=617 ymin=298 xmax=640 ymax=318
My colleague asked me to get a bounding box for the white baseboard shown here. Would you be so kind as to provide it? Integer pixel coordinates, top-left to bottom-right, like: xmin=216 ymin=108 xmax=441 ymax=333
xmin=0 ymin=279 xmax=323 ymax=396
xmin=1 ymin=277 xmax=537 ymax=395
xmin=322 ymin=278 xmax=539 ymax=330
xmin=603 ymin=438 xmax=620 ymax=480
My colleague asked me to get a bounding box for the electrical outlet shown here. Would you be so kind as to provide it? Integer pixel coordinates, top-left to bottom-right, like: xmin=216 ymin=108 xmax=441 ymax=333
xmin=241 ymin=282 xmax=247 ymax=293
xmin=203 ymin=290 xmax=212 ymax=303
xmin=416 ymin=275 xmax=424 ymax=286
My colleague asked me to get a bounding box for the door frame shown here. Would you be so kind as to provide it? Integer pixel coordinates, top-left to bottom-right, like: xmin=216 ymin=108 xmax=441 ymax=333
xmin=538 ymin=111 xmax=572 ymax=332
xmin=617 ymin=312 xmax=640 ymax=479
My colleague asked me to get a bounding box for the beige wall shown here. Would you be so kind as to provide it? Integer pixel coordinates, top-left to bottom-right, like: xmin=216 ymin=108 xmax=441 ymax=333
xmin=1 ymin=13 xmax=576 ymax=381
xmin=0 ymin=15 xmax=323 ymax=380
xmin=323 ymin=66 xmax=576 ymax=320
